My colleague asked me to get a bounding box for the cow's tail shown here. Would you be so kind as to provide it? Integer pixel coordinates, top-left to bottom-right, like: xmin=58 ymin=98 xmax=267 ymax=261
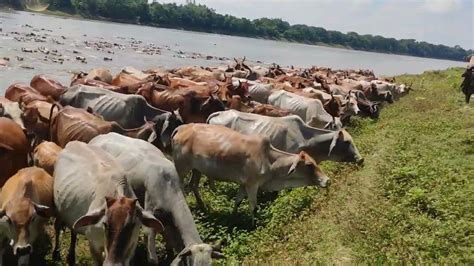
xmin=48 ymin=103 xmax=62 ymax=141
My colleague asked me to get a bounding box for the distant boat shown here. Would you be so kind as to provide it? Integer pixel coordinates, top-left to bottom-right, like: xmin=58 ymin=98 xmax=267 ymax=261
xmin=24 ymin=0 xmax=49 ymax=12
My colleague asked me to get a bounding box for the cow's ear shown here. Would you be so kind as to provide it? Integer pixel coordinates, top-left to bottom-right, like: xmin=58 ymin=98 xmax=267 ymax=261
xmin=338 ymin=130 xmax=345 ymax=140
xmin=33 ymin=202 xmax=53 ymax=218
xmin=73 ymin=208 xmax=105 ymax=230
xmin=139 ymin=210 xmax=164 ymax=232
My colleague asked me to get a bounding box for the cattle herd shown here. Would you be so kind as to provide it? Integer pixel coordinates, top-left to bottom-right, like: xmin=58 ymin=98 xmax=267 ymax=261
xmin=0 ymin=58 xmax=412 ymax=265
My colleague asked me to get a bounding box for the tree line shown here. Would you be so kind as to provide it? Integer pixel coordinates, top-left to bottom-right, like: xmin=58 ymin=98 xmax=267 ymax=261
xmin=5 ymin=0 xmax=472 ymax=61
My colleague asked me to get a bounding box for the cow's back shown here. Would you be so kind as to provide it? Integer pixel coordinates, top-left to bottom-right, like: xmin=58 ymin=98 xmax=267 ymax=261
xmin=0 ymin=118 xmax=28 ymax=186
xmin=208 ymin=110 xmax=304 ymax=152
xmin=173 ymin=124 xmax=269 ymax=181
xmin=90 ymin=133 xmax=180 ymax=208
xmin=54 ymin=141 xmax=126 ymax=228
xmin=0 ymin=167 xmax=53 ymax=209
xmin=268 ymin=91 xmax=308 ymax=120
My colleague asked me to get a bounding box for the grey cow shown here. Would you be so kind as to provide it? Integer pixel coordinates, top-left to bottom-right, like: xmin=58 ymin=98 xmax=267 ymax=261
xmin=268 ymin=90 xmax=342 ymax=130
xmin=54 ymin=141 xmax=163 ymax=265
xmin=60 ymin=85 xmax=166 ymax=129
xmin=89 ymin=133 xmax=223 ymax=265
xmin=208 ymin=110 xmax=363 ymax=164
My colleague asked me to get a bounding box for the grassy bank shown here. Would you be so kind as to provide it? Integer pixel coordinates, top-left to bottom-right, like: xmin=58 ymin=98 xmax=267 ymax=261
xmin=35 ymin=68 xmax=471 ymax=264
xmin=238 ymin=67 xmax=473 ymax=263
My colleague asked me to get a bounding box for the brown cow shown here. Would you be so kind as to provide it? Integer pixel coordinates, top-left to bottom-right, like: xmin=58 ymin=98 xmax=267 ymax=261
xmin=0 ymin=167 xmax=54 ymax=266
xmin=229 ymin=95 xmax=291 ymax=117
xmin=86 ymin=67 xmax=113 ymax=84
xmin=50 ymin=106 xmax=126 ymax=147
xmin=5 ymin=83 xmax=53 ymax=105
xmin=111 ymin=71 xmax=143 ymax=87
xmin=172 ymin=124 xmax=329 ymax=221
xmin=137 ymin=85 xmax=226 ymax=123
xmin=33 ymin=141 xmax=62 ymax=176
xmin=30 ymin=75 xmax=66 ymax=100
xmin=50 ymin=106 xmax=172 ymax=148
xmin=20 ymin=100 xmax=58 ymax=146
xmin=0 ymin=118 xmax=29 ymax=187
xmin=70 ymin=78 xmax=120 ymax=91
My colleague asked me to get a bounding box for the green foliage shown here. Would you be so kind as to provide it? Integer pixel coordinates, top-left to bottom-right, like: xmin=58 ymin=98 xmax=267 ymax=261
xmin=4 ymin=0 xmax=471 ymax=61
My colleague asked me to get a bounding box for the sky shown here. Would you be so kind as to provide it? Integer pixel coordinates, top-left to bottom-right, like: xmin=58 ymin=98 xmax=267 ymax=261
xmin=157 ymin=0 xmax=473 ymax=50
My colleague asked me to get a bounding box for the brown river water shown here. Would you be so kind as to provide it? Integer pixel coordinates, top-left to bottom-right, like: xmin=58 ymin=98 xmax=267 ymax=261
xmin=0 ymin=10 xmax=467 ymax=92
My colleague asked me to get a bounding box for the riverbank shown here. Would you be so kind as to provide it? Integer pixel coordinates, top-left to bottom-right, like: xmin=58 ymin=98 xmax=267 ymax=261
xmin=27 ymin=68 xmax=466 ymax=265
xmin=239 ymin=68 xmax=473 ymax=263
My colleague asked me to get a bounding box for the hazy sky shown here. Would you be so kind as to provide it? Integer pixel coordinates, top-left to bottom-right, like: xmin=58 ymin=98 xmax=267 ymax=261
xmin=158 ymin=0 xmax=473 ymax=49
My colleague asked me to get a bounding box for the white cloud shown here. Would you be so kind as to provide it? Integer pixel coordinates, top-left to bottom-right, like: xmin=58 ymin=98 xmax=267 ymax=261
xmin=423 ymin=0 xmax=462 ymax=13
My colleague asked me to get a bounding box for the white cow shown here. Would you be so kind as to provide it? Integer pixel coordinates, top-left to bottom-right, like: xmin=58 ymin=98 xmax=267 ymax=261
xmin=89 ymin=133 xmax=224 ymax=265
xmin=268 ymin=90 xmax=342 ymax=130
xmin=54 ymin=141 xmax=163 ymax=265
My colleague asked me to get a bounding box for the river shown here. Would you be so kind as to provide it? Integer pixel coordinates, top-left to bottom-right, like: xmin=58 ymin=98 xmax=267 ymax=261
xmin=0 ymin=10 xmax=467 ymax=92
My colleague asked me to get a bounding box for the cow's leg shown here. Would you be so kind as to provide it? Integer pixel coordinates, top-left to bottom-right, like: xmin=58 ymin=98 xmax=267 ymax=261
xmin=233 ymin=185 xmax=247 ymax=213
xmin=52 ymin=218 xmax=62 ymax=261
xmin=245 ymin=184 xmax=259 ymax=226
xmin=67 ymin=230 xmax=77 ymax=266
xmin=144 ymin=195 xmax=159 ymax=265
xmin=190 ymin=169 xmax=206 ymax=211
xmin=145 ymin=227 xmax=158 ymax=265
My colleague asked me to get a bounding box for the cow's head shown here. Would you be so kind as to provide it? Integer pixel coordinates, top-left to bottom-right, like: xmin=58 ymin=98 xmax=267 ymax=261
xmin=324 ymin=93 xmax=343 ymax=117
xmin=0 ymin=102 xmax=26 ymax=130
xmin=327 ymin=129 xmax=364 ymax=164
xmin=342 ymin=91 xmax=360 ymax=116
xmin=73 ymin=196 xmax=163 ymax=265
xmin=0 ymin=190 xmax=52 ymax=263
xmin=287 ymin=151 xmax=330 ymax=188
xmin=231 ymin=80 xmax=250 ymax=102
xmin=149 ymin=112 xmax=183 ymax=152
xmin=171 ymin=243 xmax=225 ymax=266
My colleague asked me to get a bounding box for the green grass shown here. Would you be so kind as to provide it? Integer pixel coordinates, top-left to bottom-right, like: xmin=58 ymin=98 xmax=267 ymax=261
xmin=34 ymin=68 xmax=472 ymax=264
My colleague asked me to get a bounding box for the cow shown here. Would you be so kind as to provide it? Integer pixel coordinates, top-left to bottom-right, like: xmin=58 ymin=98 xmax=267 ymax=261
xmin=54 ymin=141 xmax=163 ymax=265
xmin=50 ymin=106 xmax=127 ymax=148
xmin=229 ymin=95 xmax=292 ymax=117
xmin=85 ymin=67 xmax=113 ymax=84
xmin=5 ymin=83 xmax=53 ymax=105
xmin=0 ymin=118 xmax=29 ymax=187
xmin=50 ymin=106 xmax=177 ymax=149
xmin=247 ymin=83 xmax=274 ymax=103
xmin=208 ymin=110 xmax=363 ymax=164
xmin=89 ymin=133 xmax=223 ymax=265
xmin=71 ymin=78 xmax=121 ymax=91
xmin=33 ymin=141 xmax=62 ymax=176
xmin=268 ymin=90 xmax=342 ymax=130
xmin=0 ymin=97 xmax=25 ymax=129
xmin=369 ymin=80 xmax=411 ymax=101
xmin=172 ymin=124 xmax=330 ymax=222
xmin=30 ymin=75 xmax=66 ymax=101
xmin=59 ymin=85 xmax=166 ymax=129
xmin=137 ymin=83 xmax=226 ymax=124
xmin=0 ymin=167 xmax=54 ymax=266
xmin=363 ymin=83 xmax=394 ymax=104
